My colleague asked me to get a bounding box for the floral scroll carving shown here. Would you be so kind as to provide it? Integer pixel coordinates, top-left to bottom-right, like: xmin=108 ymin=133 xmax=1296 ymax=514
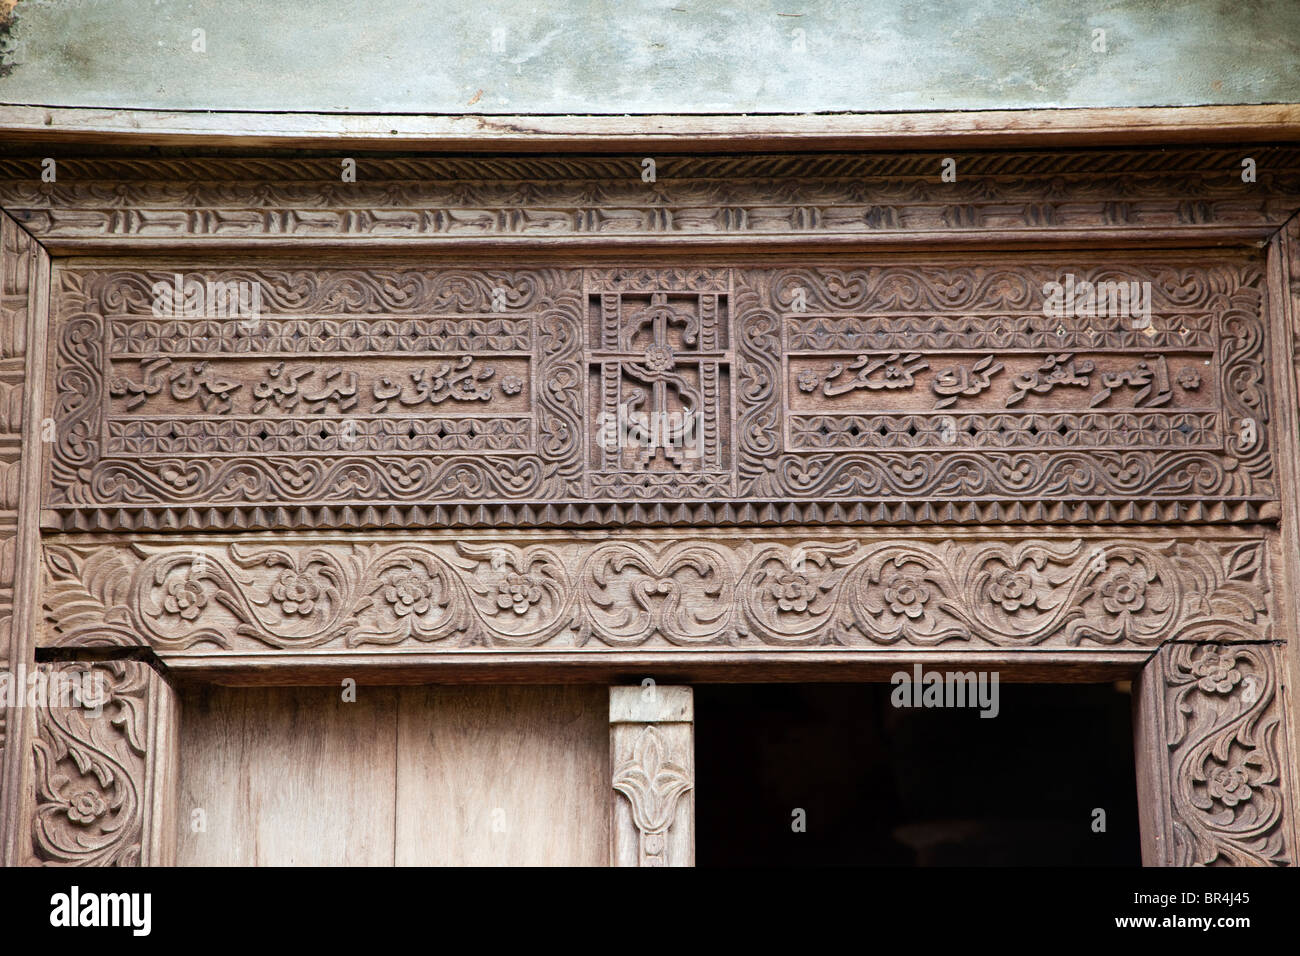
xmin=27 ymin=661 xmax=171 ymax=867
xmin=40 ymin=535 xmax=1270 ymax=653
xmin=1144 ymin=643 xmax=1295 ymax=866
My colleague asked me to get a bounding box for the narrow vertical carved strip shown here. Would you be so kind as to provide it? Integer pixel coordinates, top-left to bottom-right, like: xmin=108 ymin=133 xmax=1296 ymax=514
xmin=1136 ymin=642 xmax=1295 ymax=866
xmin=0 ymin=212 xmax=46 ymax=866
xmin=609 ymin=685 xmax=694 ymax=867
xmin=26 ymin=660 xmax=178 ymax=867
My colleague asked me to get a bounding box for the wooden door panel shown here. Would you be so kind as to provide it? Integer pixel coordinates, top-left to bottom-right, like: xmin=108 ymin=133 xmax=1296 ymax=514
xmin=176 ymin=685 xmax=398 ymax=866
xmin=394 ymin=685 xmax=608 ymax=866
xmin=175 ymin=684 xmax=608 ymax=866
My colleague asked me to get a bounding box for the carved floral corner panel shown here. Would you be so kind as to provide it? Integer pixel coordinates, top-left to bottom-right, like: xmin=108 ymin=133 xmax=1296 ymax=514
xmin=1137 ymin=642 xmax=1296 ymax=867
xmin=21 ymin=660 xmax=178 ymax=867
xmin=38 ymin=531 xmax=1273 ymax=657
xmin=44 ymin=256 xmax=1276 ymax=531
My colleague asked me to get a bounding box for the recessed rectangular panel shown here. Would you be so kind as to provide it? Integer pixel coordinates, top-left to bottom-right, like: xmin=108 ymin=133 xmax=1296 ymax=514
xmin=45 ymin=257 xmax=1273 ymax=529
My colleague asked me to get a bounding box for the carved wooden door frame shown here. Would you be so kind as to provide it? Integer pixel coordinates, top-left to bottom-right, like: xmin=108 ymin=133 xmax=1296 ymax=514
xmin=1 ymin=142 xmax=1299 ymax=866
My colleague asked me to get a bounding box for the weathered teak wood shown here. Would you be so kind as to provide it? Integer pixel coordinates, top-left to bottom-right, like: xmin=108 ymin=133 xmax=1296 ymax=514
xmin=38 ymin=255 xmax=1277 ymax=530
xmin=393 ymin=685 xmax=608 ymax=866
xmin=610 ymin=685 xmax=694 ymax=867
xmin=37 ymin=530 xmax=1275 ymax=665
xmin=177 ymin=684 xmax=398 ymax=866
xmin=0 ymin=148 xmax=1297 ymax=253
xmin=3 ymin=140 xmax=1300 ymax=866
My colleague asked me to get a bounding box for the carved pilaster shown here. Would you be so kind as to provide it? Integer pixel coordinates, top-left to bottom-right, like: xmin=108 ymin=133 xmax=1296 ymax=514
xmin=0 ymin=211 xmax=47 ymax=866
xmin=1135 ymin=642 xmax=1296 ymax=866
xmin=609 ymin=685 xmax=694 ymax=867
xmin=21 ymin=660 xmax=178 ymax=866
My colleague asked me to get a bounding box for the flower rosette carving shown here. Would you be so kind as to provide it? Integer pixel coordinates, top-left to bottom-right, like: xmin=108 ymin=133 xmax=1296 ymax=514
xmin=577 ymin=542 xmax=734 ymax=646
xmin=452 ymin=542 xmax=574 ymax=646
xmin=40 ymin=535 xmax=1272 ymax=653
xmin=950 ymin=542 xmax=1082 ymax=644
xmin=134 ymin=545 xmax=361 ymax=649
xmin=1070 ymin=547 xmax=1177 ymax=645
xmin=842 ymin=540 xmax=1182 ymax=647
xmin=849 ymin=547 xmax=964 ymax=645
xmin=1163 ymin=643 xmax=1289 ymax=866
xmin=349 ymin=546 xmax=467 ymax=646
xmin=737 ymin=542 xmax=859 ymax=645
xmin=31 ymin=662 xmax=148 ymax=867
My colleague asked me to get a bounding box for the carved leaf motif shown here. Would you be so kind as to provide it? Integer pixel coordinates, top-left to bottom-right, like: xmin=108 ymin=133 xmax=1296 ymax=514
xmin=30 ymin=662 xmax=149 ymax=867
xmin=1161 ymin=644 xmax=1290 ymax=866
xmin=42 ymin=546 xmax=140 ymax=643
xmin=613 ymin=726 xmax=693 ymax=836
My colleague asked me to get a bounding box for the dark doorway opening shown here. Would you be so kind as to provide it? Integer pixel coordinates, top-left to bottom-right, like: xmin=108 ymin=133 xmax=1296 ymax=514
xmin=695 ymin=681 xmax=1140 ymax=866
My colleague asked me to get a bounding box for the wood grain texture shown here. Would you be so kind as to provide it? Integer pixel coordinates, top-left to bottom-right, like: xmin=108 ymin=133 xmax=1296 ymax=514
xmin=176 ymin=684 xmax=608 ymax=866
xmin=2 ymin=104 xmax=1298 ymax=151
xmin=1266 ymin=219 xmax=1300 ymax=848
xmin=394 ymin=684 xmax=607 ymax=866
xmin=176 ymin=685 xmax=398 ymax=866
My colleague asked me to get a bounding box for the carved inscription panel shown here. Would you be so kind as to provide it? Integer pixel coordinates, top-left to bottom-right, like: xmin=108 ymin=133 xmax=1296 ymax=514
xmin=45 ymin=258 xmax=1273 ymax=529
